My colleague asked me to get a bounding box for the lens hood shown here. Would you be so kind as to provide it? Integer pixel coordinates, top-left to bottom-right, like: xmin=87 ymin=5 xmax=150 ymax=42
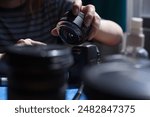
xmin=6 ymin=45 xmax=73 ymax=100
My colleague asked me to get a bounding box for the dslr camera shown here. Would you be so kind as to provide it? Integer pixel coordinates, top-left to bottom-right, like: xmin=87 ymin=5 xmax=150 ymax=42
xmin=56 ymin=11 xmax=100 ymax=85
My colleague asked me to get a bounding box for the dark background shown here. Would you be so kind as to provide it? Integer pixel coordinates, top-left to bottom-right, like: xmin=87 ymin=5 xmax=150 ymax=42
xmin=82 ymin=0 xmax=126 ymax=57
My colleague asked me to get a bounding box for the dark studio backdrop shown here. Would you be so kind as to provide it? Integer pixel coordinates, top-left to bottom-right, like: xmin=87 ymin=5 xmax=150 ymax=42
xmin=82 ymin=0 xmax=126 ymax=58
xmin=83 ymin=0 xmax=126 ymax=32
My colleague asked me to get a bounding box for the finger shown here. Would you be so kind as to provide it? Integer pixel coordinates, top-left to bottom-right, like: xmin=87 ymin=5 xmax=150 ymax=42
xmin=17 ymin=39 xmax=46 ymax=46
xmin=25 ymin=39 xmax=46 ymax=45
xmin=23 ymin=39 xmax=33 ymax=45
xmin=72 ymin=0 xmax=82 ymax=15
xmin=81 ymin=5 xmax=96 ymax=27
xmin=31 ymin=40 xmax=46 ymax=45
xmin=88 ymin=26 xmax=97 ymax=40
xmin=88 ymin=12 xmax=101 ymax=40
xmin=16 ymin=39 xmax=31 ymax=46
xmin=17 ymin=39 xmax=25 ymax=44
xmin=51 ymin=28 xmax=59 ymax=36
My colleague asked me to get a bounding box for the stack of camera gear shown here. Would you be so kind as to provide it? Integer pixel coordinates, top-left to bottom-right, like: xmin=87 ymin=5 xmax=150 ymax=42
xmin=56 ymin=11 xmax=101 ymax=86
xmin=6 ymin=45 xmax=73 ymax=100
xmin=51 ymin=11 xmax=150 ymax=100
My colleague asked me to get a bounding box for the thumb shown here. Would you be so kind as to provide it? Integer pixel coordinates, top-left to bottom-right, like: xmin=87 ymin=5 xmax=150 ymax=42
xmin=51 ymin=28 xmax=59 ymax=36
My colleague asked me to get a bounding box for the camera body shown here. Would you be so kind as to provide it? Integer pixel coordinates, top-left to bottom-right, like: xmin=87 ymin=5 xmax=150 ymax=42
xmin=56 ymin=11 xmax=100 ymax=85
xmin=68 ymin=43 xmax=100 ymax=85
xmin=56 ymin=11 xmax=90 ymax=45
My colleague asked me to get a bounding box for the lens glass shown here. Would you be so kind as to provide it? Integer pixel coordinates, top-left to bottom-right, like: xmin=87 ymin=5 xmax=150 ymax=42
xmin=63 ymin=29 xmax=78 ymax=41
xmin=60 ymin=27 xmax=81 ymax=45
xmin=57 ymin=11 xmax=89 ymax=45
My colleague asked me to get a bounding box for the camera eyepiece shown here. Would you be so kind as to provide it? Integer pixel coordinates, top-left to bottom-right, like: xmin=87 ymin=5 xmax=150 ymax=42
xmin=56 ymin=11 xmax=90 ymax=45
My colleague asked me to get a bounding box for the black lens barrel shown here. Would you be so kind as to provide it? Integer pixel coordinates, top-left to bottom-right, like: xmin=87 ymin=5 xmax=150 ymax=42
xmin=6 ymin=45 xmax=73 ymax=100
xmin=57 ymin=11 xmax=90 ymax=45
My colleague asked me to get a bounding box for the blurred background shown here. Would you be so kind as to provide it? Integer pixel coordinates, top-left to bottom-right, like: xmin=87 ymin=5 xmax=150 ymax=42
xmin=83 ymin=0 xmax=150 ymax=59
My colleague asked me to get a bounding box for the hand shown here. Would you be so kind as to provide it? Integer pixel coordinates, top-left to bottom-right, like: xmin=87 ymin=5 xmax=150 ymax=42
xmin=0 ymin=39 xmax=46 ymax=60
xmin=16 ymin=38 xmax=46 ymax=46
xmin=51 ymin=0 xmax=101 ymax=40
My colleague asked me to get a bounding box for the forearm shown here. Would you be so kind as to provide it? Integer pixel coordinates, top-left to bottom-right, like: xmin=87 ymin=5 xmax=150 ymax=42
xmin=94 ymin=20 xmax=123 ymax=46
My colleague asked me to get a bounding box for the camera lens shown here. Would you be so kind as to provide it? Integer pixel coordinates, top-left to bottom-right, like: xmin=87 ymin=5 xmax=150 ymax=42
xmin=59 ymin=26 xmax=81 ymax=45
xmin=6 ymin=45 xmax=73 ymax=100
xmin=83 ymin=62 xmax=150 ymax=100
xmin=62 ymin=28 xmax=76 ymax=41
xmin=57 ymin=11 xmax=90 ymax=45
